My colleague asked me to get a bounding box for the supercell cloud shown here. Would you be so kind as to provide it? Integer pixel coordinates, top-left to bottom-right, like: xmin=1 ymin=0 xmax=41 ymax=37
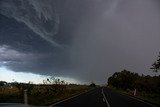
xmin=0 ymin=0 xmax=160 ymax=84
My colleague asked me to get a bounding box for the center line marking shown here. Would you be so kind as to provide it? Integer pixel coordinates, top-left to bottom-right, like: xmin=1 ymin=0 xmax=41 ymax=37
xmin=102 ymin=88 xmax=110 ymax=107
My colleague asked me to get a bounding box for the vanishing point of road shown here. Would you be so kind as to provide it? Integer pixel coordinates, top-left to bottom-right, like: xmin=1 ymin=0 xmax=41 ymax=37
xmin=50 ymin=87 xmax=156 ymax=107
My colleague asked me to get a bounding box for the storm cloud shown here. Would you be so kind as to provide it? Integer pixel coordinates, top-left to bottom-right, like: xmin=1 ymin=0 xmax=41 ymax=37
xmin=0 ymin=0 xmax=60 ymax=47
xmin=0 ymin=0 xmax=160 ymax=84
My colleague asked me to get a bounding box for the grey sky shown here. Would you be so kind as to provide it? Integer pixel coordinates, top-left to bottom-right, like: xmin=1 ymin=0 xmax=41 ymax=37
xmin=0 ymin=0 xmax=160 ymax=84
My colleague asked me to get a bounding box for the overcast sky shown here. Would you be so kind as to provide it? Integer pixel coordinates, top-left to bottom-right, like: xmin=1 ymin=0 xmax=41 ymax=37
xmin=0 ymin=0 xmax=160 ymax=84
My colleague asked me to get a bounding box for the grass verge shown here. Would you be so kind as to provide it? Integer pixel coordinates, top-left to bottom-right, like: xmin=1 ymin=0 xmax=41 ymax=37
xmin=0 ymin=85 xmax=94 ymax=106
xmin=107 ymin=86 xmax=160 ymax=106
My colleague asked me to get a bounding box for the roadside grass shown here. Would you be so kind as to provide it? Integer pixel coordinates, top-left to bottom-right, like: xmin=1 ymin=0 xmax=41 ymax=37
xmin=28 ymin=84 xmax=93 ymax=106
xmin=0 ymin=84 xmax=93 ymax=106
xmin=107 ymin=86 xmax=160 ymax=106
xmin=0 ymin=86 xmax=23 ymax=103
xmin=136 ymin=93 xmax=160 ymax=106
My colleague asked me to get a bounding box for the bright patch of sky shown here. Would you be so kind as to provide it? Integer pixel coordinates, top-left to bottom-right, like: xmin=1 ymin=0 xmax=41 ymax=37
xmin=0 ymin=67 xmax=80 ymax=84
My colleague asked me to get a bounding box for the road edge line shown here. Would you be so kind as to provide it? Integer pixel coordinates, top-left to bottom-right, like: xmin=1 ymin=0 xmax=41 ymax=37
xmin=49 ymin=88 xmax=94 ymax=107
xmin=119 ymin=92 xmax=157 ymax=107
xmin=102 ymin=88 xmax=110 ymax=107
xmin=107 ymin=87 xmax=157 ymax=107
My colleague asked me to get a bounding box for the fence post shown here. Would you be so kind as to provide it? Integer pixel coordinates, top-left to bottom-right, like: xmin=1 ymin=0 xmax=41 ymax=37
xmin=133 ymin=88 xmax=136 ymax=96
xmin=24 ymin=89 xmax=28 ymax=104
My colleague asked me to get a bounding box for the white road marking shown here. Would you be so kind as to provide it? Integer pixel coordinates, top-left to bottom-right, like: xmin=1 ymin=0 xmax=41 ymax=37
xmin=103 ymin=98 xmax=105 ymax=102
xmin=102 ymin=88 xmax=110 ymax=107
xmin=118 ymin=92 xmax=156 ymax=107
xmin=49 ymin=89 xmax=93 ymax=107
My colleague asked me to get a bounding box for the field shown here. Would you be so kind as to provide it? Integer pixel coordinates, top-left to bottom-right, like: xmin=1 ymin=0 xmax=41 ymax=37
xmin=0 ymin=84 xmax=93 ymax=106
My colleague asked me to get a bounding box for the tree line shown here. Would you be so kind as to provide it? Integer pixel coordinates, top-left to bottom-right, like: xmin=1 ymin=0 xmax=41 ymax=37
xmin=151 ymin=52 xmax=160 ymax=72
xmin=108 ymin=69 xmax=160 ymax=94
xmin=108 ymin=52 xmax=160 ymax=94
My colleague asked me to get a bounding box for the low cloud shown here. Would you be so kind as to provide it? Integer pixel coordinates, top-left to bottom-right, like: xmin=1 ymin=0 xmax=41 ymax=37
xmin=0 ymin=45 xmax=58 ymax=75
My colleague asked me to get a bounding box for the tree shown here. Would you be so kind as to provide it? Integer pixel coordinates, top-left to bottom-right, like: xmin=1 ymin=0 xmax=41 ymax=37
xmin=0 ymin=81 xmax=8 ymax=96
xmin=0 ymin=81 xmax=7 ymax=86
xmin=108 ymin=70 xmax=160 ymax=94
xmin=89 ymin=82 xmax=96 ymax=87
xmin=151 ymin=52 xmax=160 ymax=72
xmin=108 ymin=70 xmax=139 ymax=90
xmin=43 ymin=76 xmax=67 ymax=93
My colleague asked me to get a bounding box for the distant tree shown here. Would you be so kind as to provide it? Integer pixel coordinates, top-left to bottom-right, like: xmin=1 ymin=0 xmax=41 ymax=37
xmin=151 ymin=52 xmax=160 ymax=72
xmin=108 ymin=70 xmax=160 ymax=94
xmin=44 ymin=76 xmax=64 ymax=85
xmin=89 ymin=82 xmax=96 ymax=87
xmin=14 ymin=82 xmax=33 ymax=96
xmin=0 ymin=81 xmax=7 ymax=86
xmin=0 ymin=81 xmax=8 ymax=96
xmin=108 ymin=69 xmax=139 ymax=90
xmin=43 ymin=76 xmax=67 ymax=93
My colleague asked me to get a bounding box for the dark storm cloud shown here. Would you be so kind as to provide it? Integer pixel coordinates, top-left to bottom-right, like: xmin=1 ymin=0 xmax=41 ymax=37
xmin=0 ymin=44 xmax=69 ymax=76
xmin=69 ymin=0 xmax=160 ymax=83
xmin=0 ymin=0 xmax=70 ymax=76
xmin=0 ymin=0 xmax=160 ymax=84
xmin=0 ymin=0 xmax=60 ymax=47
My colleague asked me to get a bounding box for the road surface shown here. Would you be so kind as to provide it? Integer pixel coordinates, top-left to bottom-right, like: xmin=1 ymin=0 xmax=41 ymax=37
xmin=51 ymin=87 xmax=156 ymax=107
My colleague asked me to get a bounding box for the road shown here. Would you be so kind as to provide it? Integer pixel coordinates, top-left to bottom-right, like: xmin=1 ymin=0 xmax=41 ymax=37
xmin=51 ymin=87 xmax=155 ymax=107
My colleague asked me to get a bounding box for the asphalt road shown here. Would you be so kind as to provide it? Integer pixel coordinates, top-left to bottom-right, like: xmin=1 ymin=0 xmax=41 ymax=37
xmin=51 ymin=87 xmax=156 ymax=107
